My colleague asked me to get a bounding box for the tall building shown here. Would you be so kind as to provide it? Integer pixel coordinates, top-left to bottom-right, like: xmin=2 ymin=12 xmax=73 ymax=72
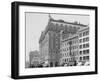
xmin=39 ymin=31 xmax=49 ymax=66
xmin=39 ymin=17 xmax=61 ymax=67
xmin=39 ymin=15 xmax=88 ymax=67
xmin=78 ymin=27 xmax=89 ymax=65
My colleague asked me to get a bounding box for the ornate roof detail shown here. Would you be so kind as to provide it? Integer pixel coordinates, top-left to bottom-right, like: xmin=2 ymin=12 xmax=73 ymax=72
xmin=39 ymin=14 xmax=87 ymax=43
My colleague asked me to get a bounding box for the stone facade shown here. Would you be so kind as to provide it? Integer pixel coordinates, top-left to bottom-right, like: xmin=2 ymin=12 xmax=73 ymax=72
xmin=39 ymin=15 xmax=88 ymax=67
xmin=60 ymin=32 xmax=79 ymax=66
xmin=78 ymin=27 xmax=89 ymax=65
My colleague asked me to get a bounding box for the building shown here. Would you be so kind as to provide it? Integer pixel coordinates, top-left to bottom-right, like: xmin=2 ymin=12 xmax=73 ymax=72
xmin=29 ymin=50 xmax=40 ymax=67
xmin=39 ymin=23 xmax=61 ymax=67
xmin=39 ymin=32 xmax=50 ymax=66
xmin=39 ymin=14 xmax=88 ymax=67
xmin=60 ymin=29 xmax=79 ymax=66
xmin=78 ymin=27 xmax=89 ymax=65
xmin=60 ymin=26 xmax=89 ymax=66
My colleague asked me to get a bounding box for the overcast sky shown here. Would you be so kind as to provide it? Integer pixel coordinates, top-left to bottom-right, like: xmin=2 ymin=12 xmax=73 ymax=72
xmin=26 ymin=12 xmax=90 ymax=61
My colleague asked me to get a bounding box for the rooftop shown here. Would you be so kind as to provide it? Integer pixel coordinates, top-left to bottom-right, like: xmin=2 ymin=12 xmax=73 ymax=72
xmin=39 ymin=15 xmax=88 ymax=43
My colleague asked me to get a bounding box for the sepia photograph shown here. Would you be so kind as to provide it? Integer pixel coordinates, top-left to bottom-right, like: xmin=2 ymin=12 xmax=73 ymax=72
xmin=25 ymin=12 xmax=90 ymax=68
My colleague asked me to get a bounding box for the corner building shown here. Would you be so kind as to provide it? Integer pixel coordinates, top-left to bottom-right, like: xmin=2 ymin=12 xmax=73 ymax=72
xmin=39 ymin=15 xmax=88 ymax=67
xmin=78 ymin=27 xmax=89 ymax=64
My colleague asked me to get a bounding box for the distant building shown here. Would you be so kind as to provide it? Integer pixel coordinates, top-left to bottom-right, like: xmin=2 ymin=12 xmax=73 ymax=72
xmin=29 ymin=50 xmax=40 ymax=67
xmin=25 ymin=61 xmax=30 ymax=68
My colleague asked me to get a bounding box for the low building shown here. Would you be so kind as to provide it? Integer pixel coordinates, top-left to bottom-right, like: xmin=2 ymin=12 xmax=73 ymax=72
xmin=29 ymin=50 xmax=40 ymax=67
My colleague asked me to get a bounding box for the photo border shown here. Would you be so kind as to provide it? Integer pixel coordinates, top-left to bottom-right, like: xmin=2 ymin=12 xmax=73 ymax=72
xmin=11 ymin=1 xmax=98 ymax=79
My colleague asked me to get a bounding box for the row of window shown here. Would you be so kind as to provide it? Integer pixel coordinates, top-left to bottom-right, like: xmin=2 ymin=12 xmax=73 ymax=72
xmin=80 ymin=49 xmax=89 ymax=55
xmin=61 ymin=37 xmax=89 ymax=47
xmin=69 ymin=39 xmax=78 ymax=45
xmin=62 ymin=57 xmax=77 ymax=63
xmin=79 ymin=43 xmax=89 ymax=49
xmin=61 ymin=40 xmax=78 ymax=46
xmin=61 ymin=43 xmax=89 ymax=52
xmin=80 ymin=56 xmax=89 ymax=61
xmin=79 ymin=30 xmax=89 ymax=37
xmin=79 ymin=37 xmax=89 ymax=43
xmin=61 ymin=45 xmax=78 ymax=52
xmin=70 ymin=46 xmax=78 ymax=50
xmin=61 ymin=51 xmax=78 ymax=57
xmin=61 ymin=49 xmax=89 ymax=57
xmin=56 ymin=23 xmax=79 ymax=29
xmin=61 ymin=56 xmax=89 ymax=63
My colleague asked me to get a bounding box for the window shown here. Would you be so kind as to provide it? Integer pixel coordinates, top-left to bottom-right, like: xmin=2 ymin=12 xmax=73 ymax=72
xmin=83 ymin=32 xmax=86 ymax=36
xmin=79 ymin=39 xmax=82 ymax=43
xmin=80 ymin=45 xmax=82 ymax=49
xmin=83 ymin=50 xmax=86 ymax=54
xmin=83 ymin=38 xmax=86 ymax=42
xmin=80 ymin=57 xmax=82 ymax=60
xmin=87 ymin=49 xmax=89 ymax=53
xmin=80 ymin=51 xmax=82 ymax=54
xmin=86 ymin=31 xmax=89 ymax=35
xmin=79 ymin=33 xmax=82 ymax=37
xmin=83 ymin=44 xmax=86 ymax=48
xmin=86 ymin=43 xmax=89 ymax=48
xmin=86 ymin=37 xmax=89 ymax=41
xmin=83 ymin=56 xmax=85 ymax=60
xmin=86 ymin=56 xmax=89 ymax=60
xmin=78 ymin=27 xmax=80 ymax=29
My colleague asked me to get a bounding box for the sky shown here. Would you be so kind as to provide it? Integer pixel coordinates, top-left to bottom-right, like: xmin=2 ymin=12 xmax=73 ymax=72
xmin=26 ymin=12 xmax=90 ymax=61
